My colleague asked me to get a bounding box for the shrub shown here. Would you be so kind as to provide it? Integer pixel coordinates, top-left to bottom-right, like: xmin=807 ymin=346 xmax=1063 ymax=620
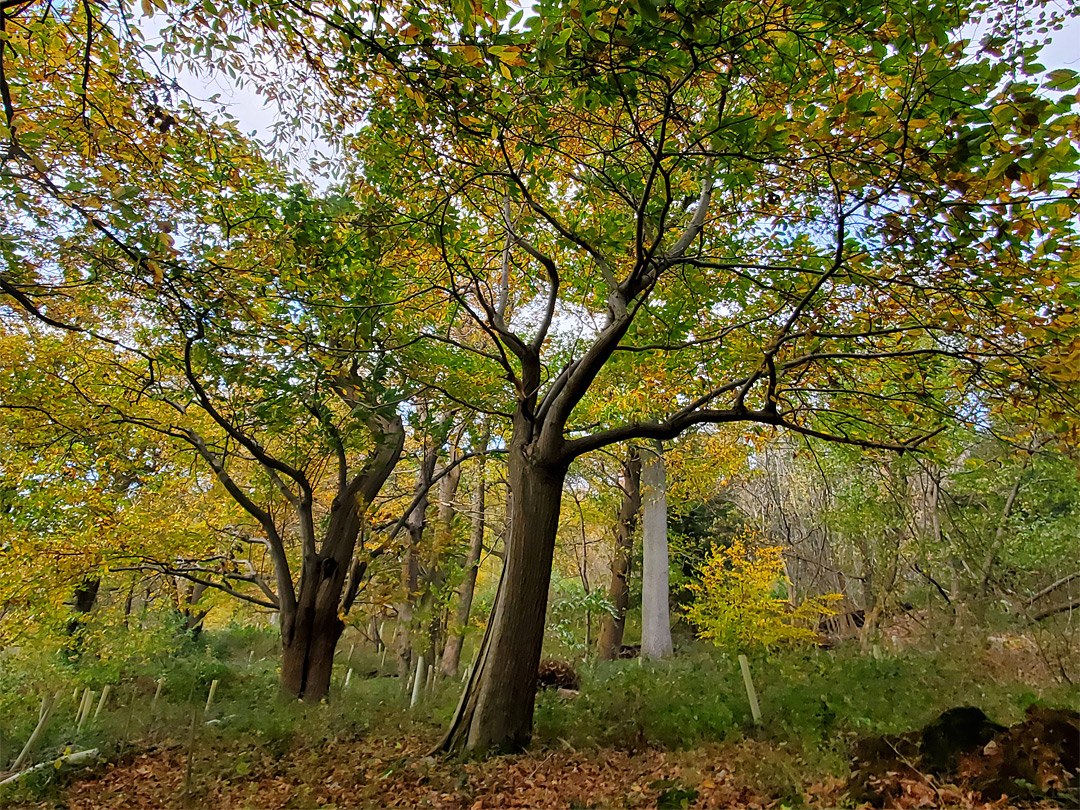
xmin=684 ymin=529 xmax=840 ymax=652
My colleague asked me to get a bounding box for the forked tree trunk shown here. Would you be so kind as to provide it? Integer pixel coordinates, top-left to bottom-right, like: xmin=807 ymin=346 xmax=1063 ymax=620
xmin=277 ymin=413 xmax=405 ymax=700
xmin=280 ymin=588 xmax=345 ymax=701
xmin=439 ymin=435 xmax=566 ymax=754
xmin=597 ymin=448 xmax=641 ymax=660
xmin=641 ymin=441 xmax=673 ymax=659
xmin=442 ymin=425 xmax=489 ymax=677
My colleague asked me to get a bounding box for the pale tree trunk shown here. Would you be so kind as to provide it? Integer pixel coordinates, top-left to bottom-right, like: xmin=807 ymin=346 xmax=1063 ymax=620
xmin=439 ymin=417 xmax=567 ymax=754
xmin=597 ymin=447 xmax=641 ymax=660
xmin=442 ymin=423 xmax=489 ymax=677
xmin=641 ymin=441 xmax=673 ymax=659
xmin=396 ymin=436 xmax=440 ymax=678
xmin=396 ymin=552 xmax=419 ymax=680
xmin=427 ymin=449 xmax=462 ymax=660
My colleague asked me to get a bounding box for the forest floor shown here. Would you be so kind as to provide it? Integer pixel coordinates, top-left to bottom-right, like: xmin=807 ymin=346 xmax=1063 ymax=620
xmin=3 ymin=622 xmax=1077 ymax=810
xmin=44 ymin=725 xmax=1076 ymax=810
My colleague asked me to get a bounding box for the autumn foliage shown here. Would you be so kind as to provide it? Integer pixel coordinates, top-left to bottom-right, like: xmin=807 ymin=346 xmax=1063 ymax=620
xmin=684 ymin=530 xmax=841 ymax=651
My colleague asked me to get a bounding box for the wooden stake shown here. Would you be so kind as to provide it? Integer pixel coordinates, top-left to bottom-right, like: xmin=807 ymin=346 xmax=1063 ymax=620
xmin=75 ymin=689 xmax=88 ymax=725
xmin=204 ymin=680 xmax=219 ymax=714
xmin=426 ymin=664 xmax=434 ymax=690
xmin=410 ymin=655 xmax=425 ymax=708
xmin=738 ymin=654 xmax=762 ymax=724
xmin=94 ymin=685 xmax=112 ymax=720
xmin=181 ymin=710 xmax=198 ymax=808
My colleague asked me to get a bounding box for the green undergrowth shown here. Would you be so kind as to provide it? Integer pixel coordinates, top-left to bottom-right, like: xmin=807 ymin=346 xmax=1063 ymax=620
xmin=533 ymin=639 xmax=1077 ymax=759
xmin=2 ymin=626 xmax=1076 ymax=805
xmin=0 ymin=625 xmax=458 ymax=803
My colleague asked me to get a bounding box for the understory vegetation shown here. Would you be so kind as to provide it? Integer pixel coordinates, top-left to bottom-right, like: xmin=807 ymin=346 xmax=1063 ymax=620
xmin=2 ymin=609 xmax=1077 ymax=807
xmin=2 ymin=0 xmax=1078 ymax=801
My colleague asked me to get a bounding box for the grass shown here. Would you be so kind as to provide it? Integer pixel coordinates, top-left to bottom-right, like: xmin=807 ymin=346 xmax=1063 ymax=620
xmin=533 ymin=637 xmax=1076 ymax=775
xmin=1 ymin=623 xmax=1076 ymax=806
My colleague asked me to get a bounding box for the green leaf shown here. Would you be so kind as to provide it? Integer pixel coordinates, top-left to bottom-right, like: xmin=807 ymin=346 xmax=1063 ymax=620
xmin=632 ymin=0 xmax=660 ymax=25
xmin=1046 ymin=69 xmax=1079 ymax=91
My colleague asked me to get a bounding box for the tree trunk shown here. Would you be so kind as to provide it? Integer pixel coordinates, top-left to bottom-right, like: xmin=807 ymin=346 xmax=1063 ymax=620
xmin=427 ymin=450 xmax=462 ymax=661
xmin=442 ymin=424 xmax=489 ymax=677
xmin=396 ymin=549 xmax=419 ymax=681
xmin=280 ymin=586 xmax=345 ymax=701
xmin=280 ymin=536 xmax=356 ymax=700
xmin=979 ymin=458 xmax=1027 ymax=595
xmin=598 ymin=447 xmax=641 ymax=660
xmin=401 ymin=438 xmax=440 ymax=671
xmin=641 ymin=441 xmax=673 ymax=659
xmin=439 ymin=431 xmax=566 ymax=754
xmin=278 ymin=413 xmax=405 ymax=700
xmin=66 ymin=577 xmax=100 ymax=635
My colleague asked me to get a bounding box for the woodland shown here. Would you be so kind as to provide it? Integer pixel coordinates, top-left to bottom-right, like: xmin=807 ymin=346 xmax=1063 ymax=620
xmin=0 ymin=0 xmax=1078 ymax=805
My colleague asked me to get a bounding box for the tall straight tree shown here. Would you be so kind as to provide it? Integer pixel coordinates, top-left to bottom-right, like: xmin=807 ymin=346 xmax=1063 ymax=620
xmin=640 ymin=442 xmax=674 ymax=659
xmin=597 ymin=447 xmax=642 ymax=660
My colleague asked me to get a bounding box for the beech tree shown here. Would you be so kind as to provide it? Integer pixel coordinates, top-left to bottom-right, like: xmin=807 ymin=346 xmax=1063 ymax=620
xmin=0 ymin=0 xmax=415 ymax=695
xmin=640 ymin=443 xmax=674 ymax=659
xmin=335 ymin=0 xmax=1076 ymax=752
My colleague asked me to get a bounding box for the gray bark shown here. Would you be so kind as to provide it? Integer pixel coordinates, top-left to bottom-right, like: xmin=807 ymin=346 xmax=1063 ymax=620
xmin=640 ymin=441 xmax=672 ymax=659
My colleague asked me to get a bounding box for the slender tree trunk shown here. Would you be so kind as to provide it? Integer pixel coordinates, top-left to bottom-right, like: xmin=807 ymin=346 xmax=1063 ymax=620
xmin=979 ymin=457 xmax=1027 ymax=595
xmin=396 ymin=548 xmax=419 ymax=681
xmin=404 ymin=438 xmax=440 ymax=667
xmin=393 ymin=436 xmax=439 ymax=678
xmin=641 ymin=441 xmax=673 ymax=659
xmin=598 ymin=447 xmax=641 ymax=660
xmin=427 ymin=451 xmax=462 ymax=661
xmin=442 ymin=424 xmax=489 ymax=677
xmin=439 ymin=429 xmax=566 ymax=754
